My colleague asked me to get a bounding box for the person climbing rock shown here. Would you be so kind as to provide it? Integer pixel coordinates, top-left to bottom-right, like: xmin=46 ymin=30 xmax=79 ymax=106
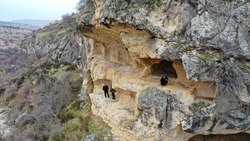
xmin=160 ymin=75 xmax=168 ymax=86
xmin=110 ymin=87 xmax=116 ymax=100
xmin=102 ymin=83 xmax=109 ymax=98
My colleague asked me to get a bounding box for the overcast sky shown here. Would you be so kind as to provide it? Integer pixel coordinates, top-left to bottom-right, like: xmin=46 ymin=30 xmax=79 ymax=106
xmin=0 ymin=0 xmax=79 ymax=21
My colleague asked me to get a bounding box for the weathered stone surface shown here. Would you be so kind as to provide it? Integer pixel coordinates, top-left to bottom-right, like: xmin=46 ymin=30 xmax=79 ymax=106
xmin=181 ymin=50 xmax=224 ymax=82
xmin=214 ymin=63 xmax=250 ymax=131
xmin=210 ymin=4 xmax=250 ymax=59
xmin=83 ymin=134 xmax=100 ymax=141
xmin=78 ymin=0 xmax=250 ymax=140
xmin=101 ymin=0 xmax=197 ymax=38
xmin=138 ymin=88 xmax=168 ymax=123
xmin=22 ymin=14 xmax=86 ymax=66
xmin=2 ymin=0 xmax=249 ymax=140
xmin=189 ymin=133 xmax=250 ymax=141
xmin=77 ymin=0 xmax=96 ymax=26
xmin=0 ymin=108 xmax=11 ymax=140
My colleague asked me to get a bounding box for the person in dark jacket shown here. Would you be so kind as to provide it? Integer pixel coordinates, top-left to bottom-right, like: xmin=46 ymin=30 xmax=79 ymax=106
xmin=102 ymin=84 xmax=109 ymax=98
xmin=160 ymin=75 xmax=168 ymax=86
xmin=110 ymin=87 xmax=116 ymax=100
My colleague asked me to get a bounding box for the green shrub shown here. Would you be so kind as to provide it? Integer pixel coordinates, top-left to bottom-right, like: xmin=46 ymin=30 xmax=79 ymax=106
xmin=60 ymin=100 xmax=87 ymax=122
xmin=53 ymin=63 xmax=61 ymax=69
xmin=71 ymin=79 xmax=83 ymax=93
xmin=37 ymin=31 xmax=49 ymax=40
xmin=57 ymin=29 xmax=70 ymax=36
xmin=65 ymin=64 xmax=77 ymax=71
xmin=0 ymin=69 xmax=5 ymax=78
xmin=240 ymin=64 xmax=250 ymax=73
xmin=52 ymin=66 xmax=83 ymax=94
xmin=223 ymin=0 xmax=231 ymax=3
xmin=193 ymin=102 xmax=209 ymax=110
xmin=50 ymin=101 xmax=112 ymax=141
xmin=173 ymin=43 xmax=195 ymax=53
xmin=145 ymin=0 xmax=161 ymax=9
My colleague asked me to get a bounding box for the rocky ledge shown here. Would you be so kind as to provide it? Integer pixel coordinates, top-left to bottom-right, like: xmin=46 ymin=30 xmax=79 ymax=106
xmin=77 ymin=0 xmax=250 ymax=140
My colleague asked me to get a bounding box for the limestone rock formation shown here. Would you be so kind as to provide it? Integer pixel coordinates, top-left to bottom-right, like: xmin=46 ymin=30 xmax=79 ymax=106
xmin=21 ymin=15 xmax=84 ymax=66
xmin=77 ymin=0 xmax=250 ymax=140
xmin=83 ymin=134 xmax=100 ymax=141
xmin=0 ymin=0 xmax=249 ymax=141
xmin=0 ymin=108 xmax=11 ymax=139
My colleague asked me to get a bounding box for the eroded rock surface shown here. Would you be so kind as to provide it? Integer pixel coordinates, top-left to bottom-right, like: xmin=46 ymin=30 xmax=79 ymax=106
xmin=83 ymin=134 xmax=100 ymax=141
xmin=1 ymin=0 xmax=249 ymax=140
xmin=77 ymin=0 xmax=250 ymax=140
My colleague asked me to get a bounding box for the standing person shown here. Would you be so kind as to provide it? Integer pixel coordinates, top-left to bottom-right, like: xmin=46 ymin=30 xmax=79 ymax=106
xmin=164 ymin=75 xmax=168 ymax=82
xmin=102 ymin=83 xmax=109 ymax=98
xmin=110 ymin=86 xmax=116 ymax=100
xmin=160 ymin=75 xmax=168 ymax=86
xmin=157 ymin=119 xmax=163 ymax=141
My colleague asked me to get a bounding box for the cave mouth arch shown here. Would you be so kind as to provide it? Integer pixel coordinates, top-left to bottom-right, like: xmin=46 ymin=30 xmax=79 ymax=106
xmin=151 ymin=60 xmax=177 ymax=78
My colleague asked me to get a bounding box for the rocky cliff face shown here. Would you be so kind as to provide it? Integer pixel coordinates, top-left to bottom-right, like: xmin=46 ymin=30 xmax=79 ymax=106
xmin=0 ymin=0 xmax=249 ymax=141
xmin=21 ymin=16 xmax=83 ymax=65
xmin=77 ymin=0 xmax=250 ymax=140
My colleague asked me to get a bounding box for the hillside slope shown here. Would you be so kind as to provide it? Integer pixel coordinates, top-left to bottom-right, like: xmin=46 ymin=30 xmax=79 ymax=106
xmin=0 ymin=13 xmax=111 ymax=141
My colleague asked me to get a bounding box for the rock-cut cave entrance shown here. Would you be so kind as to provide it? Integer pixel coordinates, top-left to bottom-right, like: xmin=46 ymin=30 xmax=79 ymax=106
xmin=151 ymin=60 xmax=178 ymax=78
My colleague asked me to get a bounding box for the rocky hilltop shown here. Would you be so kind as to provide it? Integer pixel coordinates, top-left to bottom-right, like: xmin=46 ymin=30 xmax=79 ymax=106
xmin=0 ymin=0 xmax=249 ymax=141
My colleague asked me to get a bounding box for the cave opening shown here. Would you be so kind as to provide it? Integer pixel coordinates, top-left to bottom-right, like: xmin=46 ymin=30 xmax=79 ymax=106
xmin=189 ymin=133 xmax=250 ymax=141
xmin=151 ymin=60 xmax=177 ymax=78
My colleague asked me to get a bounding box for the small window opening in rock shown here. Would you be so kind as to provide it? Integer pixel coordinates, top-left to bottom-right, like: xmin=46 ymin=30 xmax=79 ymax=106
xmin=151 ymin=60 xmax=177 ymax=78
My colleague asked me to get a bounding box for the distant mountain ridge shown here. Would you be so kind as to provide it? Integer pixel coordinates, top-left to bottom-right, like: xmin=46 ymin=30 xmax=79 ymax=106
xmin=12 ymin=19 xmax=54 ymax=27
xmin=0 ymin=21 xmax=39 ymax=30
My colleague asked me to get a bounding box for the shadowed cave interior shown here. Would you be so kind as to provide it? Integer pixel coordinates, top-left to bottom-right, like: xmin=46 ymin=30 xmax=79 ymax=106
xmin=151 ymin=60 xmax=178 ymax=78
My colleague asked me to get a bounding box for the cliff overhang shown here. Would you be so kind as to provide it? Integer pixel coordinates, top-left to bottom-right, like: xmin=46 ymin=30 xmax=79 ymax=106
xmin=77 ymin=0 xmax=250 ymax=140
